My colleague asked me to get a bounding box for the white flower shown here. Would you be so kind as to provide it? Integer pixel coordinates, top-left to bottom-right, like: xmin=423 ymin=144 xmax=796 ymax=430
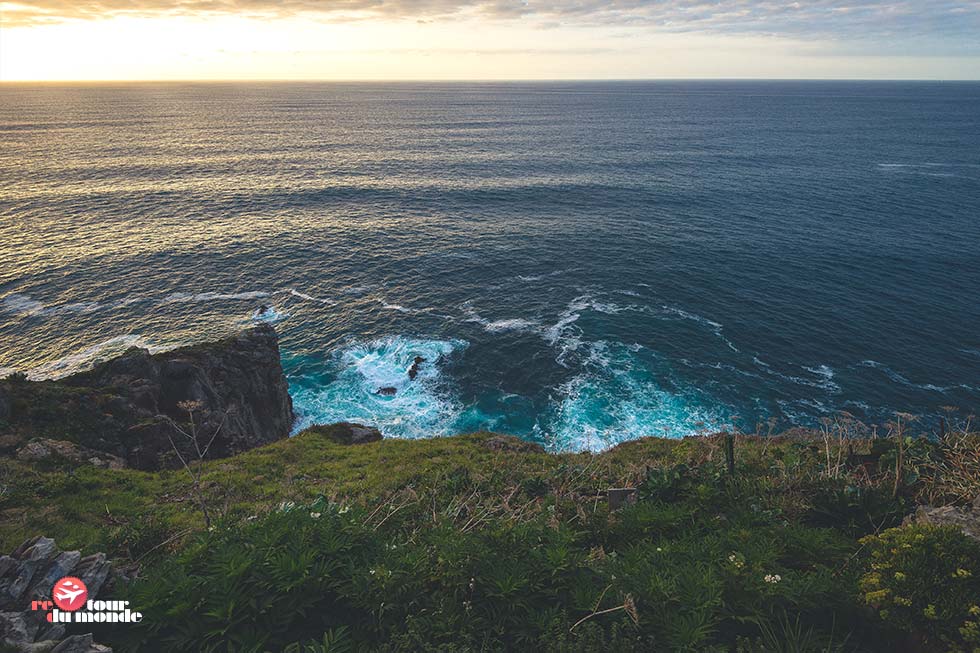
xmin=310 ymin=512 xmax=321 ymax=519
xmin=339 ymin=505 xmax=350 ymax=514
xmin=764 ymin=574 xmax=781 ymax=584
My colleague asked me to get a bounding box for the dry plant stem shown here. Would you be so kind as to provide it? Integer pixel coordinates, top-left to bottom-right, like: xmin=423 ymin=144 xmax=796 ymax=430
xmin=163 ymin=403 xmax=230 ymax=530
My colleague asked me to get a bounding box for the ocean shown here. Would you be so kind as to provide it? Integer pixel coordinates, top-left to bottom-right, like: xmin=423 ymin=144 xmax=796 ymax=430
xmin=1 ymin=81 xmax=978 ymax=450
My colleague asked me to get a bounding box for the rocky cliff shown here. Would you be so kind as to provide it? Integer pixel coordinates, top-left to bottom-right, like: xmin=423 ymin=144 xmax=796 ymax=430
xmin=0 ymin=325 xmax=293 ymax=470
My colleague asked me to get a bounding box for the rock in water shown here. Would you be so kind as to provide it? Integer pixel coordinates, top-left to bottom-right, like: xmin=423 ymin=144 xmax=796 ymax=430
xmin=0 ymin=325 xmax=294 ymax=470
xmin=407 ymin=356 xmax=426 ymax=381
xmin=376 ymin=387 xmax=397 ymax=396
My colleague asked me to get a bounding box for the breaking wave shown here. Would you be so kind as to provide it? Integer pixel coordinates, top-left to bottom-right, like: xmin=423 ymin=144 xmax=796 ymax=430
xmin=289 ymin=336 xmax=468 ymax=439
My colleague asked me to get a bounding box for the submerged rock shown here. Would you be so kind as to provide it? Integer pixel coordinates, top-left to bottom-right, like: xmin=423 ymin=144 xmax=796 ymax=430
xmin=0 ymin=325 xmax=293 ymax=471
xmin=376 ymin=387 xmax=397 ymax=396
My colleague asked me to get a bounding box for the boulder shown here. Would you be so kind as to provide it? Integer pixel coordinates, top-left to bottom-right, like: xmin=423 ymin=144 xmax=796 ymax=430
xmin=300 ymin=423 xmax=383 ymax=445
xmin=904 ymin=495 xmax=980 ymax=542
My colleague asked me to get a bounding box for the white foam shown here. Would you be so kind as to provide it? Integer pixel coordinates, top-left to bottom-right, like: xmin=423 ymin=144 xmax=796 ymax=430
xmin=27 ymin=335 xmax=149 ymax=380
xmin=1 ymin=293 xmax=45 ymax=317
xmin=286 ymin=288 xmax=336 ymax=306
xmin=0 ymin=294 xmax=105 ymax=318
xmin=547 ymin=342 xmax=728 ymax=452
xmin=459 ymin=302 xmax=539 ymax=333
xmin=290 ymin=336 xmax=468 ymax=439
xmin=660 ymin=305 xmax=738 ymax=352
xmin=858 ymin=360 xmax=953 ymax=393
xmin=484 ymin=318 xmax=538 ymax=333
xmin=161 ymin=291 xmax=271 ymax=304
xmin=516 ymin=268 xmax=576 ymax=282
xmin=250 ymin=306 xmax=287 ymax=324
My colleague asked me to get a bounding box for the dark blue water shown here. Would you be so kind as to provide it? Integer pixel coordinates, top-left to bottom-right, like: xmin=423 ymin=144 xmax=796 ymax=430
xmin=2 ymin=81 xmax=979 ymax=450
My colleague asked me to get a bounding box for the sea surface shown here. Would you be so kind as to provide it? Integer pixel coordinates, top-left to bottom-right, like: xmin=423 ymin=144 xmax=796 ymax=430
xmin=2 ymin=81 xmax=979 ymax=450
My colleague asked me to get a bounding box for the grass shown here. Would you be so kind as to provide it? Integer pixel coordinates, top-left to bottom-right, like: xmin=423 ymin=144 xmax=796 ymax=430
xmin=2 ymin=421 xmax=979 ymax=652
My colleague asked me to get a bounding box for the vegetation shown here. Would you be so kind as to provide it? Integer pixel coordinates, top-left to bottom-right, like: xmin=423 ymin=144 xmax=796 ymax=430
xmin=2 ymin=417 xmax=979 ymax=652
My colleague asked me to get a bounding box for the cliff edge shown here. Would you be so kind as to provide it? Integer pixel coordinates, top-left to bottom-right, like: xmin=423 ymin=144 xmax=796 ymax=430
xmin=0 ymin=325 xmax=293 ymax=470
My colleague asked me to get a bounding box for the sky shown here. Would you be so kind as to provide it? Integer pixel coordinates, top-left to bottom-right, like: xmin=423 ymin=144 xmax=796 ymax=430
xmin=1 ymin=1 xmax=979 ymax=81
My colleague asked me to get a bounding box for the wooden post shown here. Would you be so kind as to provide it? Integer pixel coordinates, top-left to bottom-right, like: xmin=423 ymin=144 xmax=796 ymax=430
xmin=725 ymin=432 xmax=735 ymax=477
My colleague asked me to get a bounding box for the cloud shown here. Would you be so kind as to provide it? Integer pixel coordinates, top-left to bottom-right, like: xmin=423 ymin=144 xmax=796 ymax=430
xmin=2 ymin=0 xmax=979 ymax=49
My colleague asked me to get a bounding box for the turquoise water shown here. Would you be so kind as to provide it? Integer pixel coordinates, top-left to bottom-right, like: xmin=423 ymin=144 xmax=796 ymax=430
xmin=1 ymin=81 xmax=979 ymax=450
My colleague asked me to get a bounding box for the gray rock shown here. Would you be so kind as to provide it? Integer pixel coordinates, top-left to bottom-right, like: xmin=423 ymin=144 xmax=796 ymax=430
xmin=0 ymin=538 xmax=114 ymax=653
xmin=29 ymin=551 xmax=81 ymax=603
xmin=0 ymin=611 xmax=36 ymax=644
xmin=321 ymin=423 xmax=383 ymax=445
xmin=50 ymin=634 xmax=95 ymax=653
xmin=23 ymin=641 xmax=60 ymax=653
xmin=75 ymin=554 xmax=111 ymax=599
xmin=905 ymin=496 xmax=980 ymax=542
xmin=37 ymin=624 xmax=66 ymax=642
xmin=17 ymin=440 xmax=125 ymax=470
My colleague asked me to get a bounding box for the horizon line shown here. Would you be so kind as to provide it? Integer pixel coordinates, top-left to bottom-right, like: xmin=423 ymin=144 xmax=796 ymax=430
xmin=2 ymin=76 xmax=980 ymax=84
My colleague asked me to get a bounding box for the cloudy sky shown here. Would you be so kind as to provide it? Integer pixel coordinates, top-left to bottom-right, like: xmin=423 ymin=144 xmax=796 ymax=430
xmin=1 ymin=0 xmax=978 ymax=80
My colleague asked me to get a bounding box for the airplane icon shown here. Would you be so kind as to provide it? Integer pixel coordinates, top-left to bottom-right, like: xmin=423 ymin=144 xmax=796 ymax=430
xmin=55 ymin=583 xmax=85 ymax=605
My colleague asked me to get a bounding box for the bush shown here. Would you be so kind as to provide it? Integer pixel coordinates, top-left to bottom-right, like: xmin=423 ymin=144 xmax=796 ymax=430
xmin=859 ymin=524 xmax=980 ymax=652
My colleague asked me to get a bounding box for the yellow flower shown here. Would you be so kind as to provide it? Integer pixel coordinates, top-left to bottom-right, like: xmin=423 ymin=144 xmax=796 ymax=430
xmin=893 ymin=572 xmax=906 ymax=581
xmin=864 ymin=590 xmax=889 ymax=604
xmin=954 ymin=568 xmax=973 ymax=579
xmin=923 ymin=604 xmax=937 ymax=620
xmin=969 ymin=605 xmax=980 ymax=616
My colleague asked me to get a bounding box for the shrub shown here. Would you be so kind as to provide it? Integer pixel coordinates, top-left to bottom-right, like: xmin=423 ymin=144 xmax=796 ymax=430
xmin=859 ymin=524 xmax=980 ymax=652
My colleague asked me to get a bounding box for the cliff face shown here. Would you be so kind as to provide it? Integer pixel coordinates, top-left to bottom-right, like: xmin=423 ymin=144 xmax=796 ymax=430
xmin=0 ymin=325 xmax=293 ymax=470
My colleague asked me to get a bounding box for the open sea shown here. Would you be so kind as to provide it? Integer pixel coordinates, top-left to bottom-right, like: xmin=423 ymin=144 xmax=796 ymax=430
xmin=1 ymin=81 xmax=979 ymax=450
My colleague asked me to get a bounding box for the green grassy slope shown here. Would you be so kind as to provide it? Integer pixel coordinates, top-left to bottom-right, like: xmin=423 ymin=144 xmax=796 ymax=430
xmin=2 ymin=426 xmax=979 ymax=652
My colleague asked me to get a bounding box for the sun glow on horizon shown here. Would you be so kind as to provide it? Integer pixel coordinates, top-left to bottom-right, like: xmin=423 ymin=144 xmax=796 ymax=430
xmin=1 ymin=3 xmax=979 ymax=82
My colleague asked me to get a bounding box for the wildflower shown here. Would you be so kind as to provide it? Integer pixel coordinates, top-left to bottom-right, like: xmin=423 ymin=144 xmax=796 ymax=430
xmin=923 ymin=604 xmax=938 ymax=620
xmin=369 ymin=569 xmax=377 ymax=575
xmin=764 ymin=574 xmax=781 ymax=584
xmin=894 ymin=597 xmax=912 ymax=607
xmin=864 ymin=589 xmax=889 ymax=604
xmin=339 ymin=505 xmax=350 ymax=514
xmin=969 ymin=605 xmax=980 ymax=617
xmin=656 ymin=547 xmax=663 ymax=552
xmin=954 ymin=568 xmax=973 ymax=579
xmin=893 ymin=572 xmax=906 ymax=581
xmin=310 ymin=512 xmax=321 ymax=519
